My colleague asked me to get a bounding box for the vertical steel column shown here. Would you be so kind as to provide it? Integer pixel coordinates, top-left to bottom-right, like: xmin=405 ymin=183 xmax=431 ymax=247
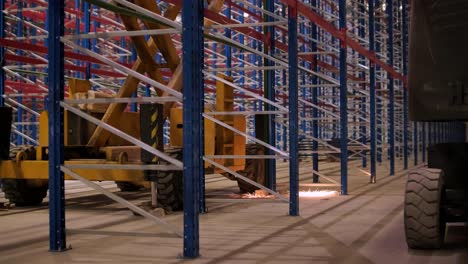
xmin=448 ymin=123 xmax=452 ymax=142
xmin=439 ymin=123 xmax=442 ymax=143
xmin=339 ymin=0 xmax=348 ymax=194
xmin=462 ymin=122 xmax=466 ymax=142
xmin=441 ymin=123 xmax=444 ymax=143
xmin=83 ymin=1 xmax=91 ymax=79
xmin=31 ymin=2 xmax=37 ymax=142
xmin=299 ymin=22 xmax=306 ymax=133
xmin=32 ymin=97 xmax=37 ymax=141
xmin=414 ymin=121 xmax=418 ymax=165
xmin=48 ymin=0 xmax=66 ymax=252
xmin=74 ymin=0 xmax=81 ymax=79
xmin=422 ymin=122 xmax=426 ymax=162
xmin=281 ymin=4 xmax=288 ymax=151
xmin=451 ymin=123 xmax=453 ymax=142
xmin=265 ymin=0 xmax=276 ymax=190
xmin=386 ymin=0 xmax=395 ymax=175
xmin=130 ymin=47 xmax=137 ymax=112
xmin=442 ymin=123 xmax=445 ymax=143
xmin=454 ymin=123 xmax=457 ymax=141
xmin=359 ymin=0 xmax=367 ymax=168
xmin=447 ymin=123 xmax=450 ymax=142
xmin=375 ymin=0 xmax=382 ymax=163
xmin=16 ymin=4 xmax=23 ymax=145
xmin=92 ymin=19 xmax=99 ymax=66
xmin=256 ymin=0 xmax=263 ymax=111
xmin=0 ymin=0 xmax=5 ymax=107
xmin=402 ymin=0 xmax=408 ymax=169
xmin=182 ymin=0 xmax=203 ymax=258
xmin=436 ymin=122 xmax=443 ymax=143
xmin=369 ymin=0 xmax=377 ymax=183
xmin=446 ymin=123 xmax=448 ymax=142
xmin=288 ymin=1 xmax=299 ymax=216
xmin=441 ymin=123 xmax=443 ymax=143
xmin=311 ymin=0 xmax=319 ymax=183
xmin=449 ymin=123 xmax=452 ymax=142
xmin=428 ymin=122 xmax=432 ymax=146
xmin=238 ymin=5 xmax=245 ymax=91
xmin=431 ymin=123 xmax=435 ymax=145
xmin=454 ymin=123 xmax=458 ymax=141
xmin=446 ymin=123 xmax=449 ymax=142
xmin=437 ymin=123 xmax=440 ymax=144
xmin=453 ymin=122 xmax=456 ymax=142
xmin=444 ymin=123 xmax=447 ymax=142
xmin=17 ymin=95 xmax=23 ymax=145
xmin=224 ymin=4 xmax=232 ymax=76
xmin=454 ymin=123 xmax=456 ymax=142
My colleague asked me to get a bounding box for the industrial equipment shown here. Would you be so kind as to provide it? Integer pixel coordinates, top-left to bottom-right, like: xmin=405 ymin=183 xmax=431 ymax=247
xmin=0 ymin=76 xmax=264 ymax=211
xmin=0 ymin=1 xmax=271 ymax=211
xmin=405 ymin=0 xmax=468 ymax=249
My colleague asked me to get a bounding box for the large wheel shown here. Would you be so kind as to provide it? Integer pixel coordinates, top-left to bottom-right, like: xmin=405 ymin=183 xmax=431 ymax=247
xmin=404 ymin=167 xmax=446 ymax=249
xmin=1 ymin=179 xmax=48 ymax=206
xmin=1 ymin=146 xmax=48 ymax=206
xmin=115 ymin=181 xmax=142 ymax=192
xmin=236 ymin=144 xmax=266 ymax=193
xmin=156 ymin=148 xmax=183 ymax=211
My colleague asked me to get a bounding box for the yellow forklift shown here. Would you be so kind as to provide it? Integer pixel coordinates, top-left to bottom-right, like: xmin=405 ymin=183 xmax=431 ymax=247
xmin=0 ymin=76 xmax=264 ymax=210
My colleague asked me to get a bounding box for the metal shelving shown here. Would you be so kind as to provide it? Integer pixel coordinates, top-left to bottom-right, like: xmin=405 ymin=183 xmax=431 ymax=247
xmin=0 ymin=0 xmax=466 ymax=259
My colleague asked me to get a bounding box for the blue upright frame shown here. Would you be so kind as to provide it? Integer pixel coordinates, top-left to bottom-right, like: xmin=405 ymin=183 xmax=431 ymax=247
xmin=48 ymin=0 xmax=66 ymax=252
xmin=288 ymin=1 xmax=299 ymax=216
xmin=17 ymin=95 xmax=24 ymax=145
xmin=16 ymin=4 xmax=23 ymax=145
xmin=182 ymin=0 xmax=204 ymax=258
xmin=413 ymin=121 xmax=418 ymax=165
xmin=265 ymin=0 xmax=277 ymax=190
xmin=74 ymin=0 xmax=82 ymax=79
xmin=359 ymin=0 xmax=367 ymax=169
xmin=386 ymin=0 xmax=395 ymax=176
xmin=422 ymin=122 xmax=426 ymax=162
xmin=311 ymin=0 xmax=319 ymax=183
xmin=0 ymin=0 xmax=4 ymax=107
xmin=369 ymin=0 xmax=377 ymax=183
xmin=224 ymin=5 xmax=232 ymax=76
xmin=402 ymin=0 xmax=408 ymax=169
xmin=375 ymin=0 xmax=382 ymax=163
xmin=83 ymin=2 xmax=91 ymax=79
xmin=339 ymin=0 xmax=348 ymax=194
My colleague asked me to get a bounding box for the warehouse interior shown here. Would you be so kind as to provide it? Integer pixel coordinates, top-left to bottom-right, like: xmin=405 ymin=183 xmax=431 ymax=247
xmin=0 ymin=0 xmax=467 ymax=263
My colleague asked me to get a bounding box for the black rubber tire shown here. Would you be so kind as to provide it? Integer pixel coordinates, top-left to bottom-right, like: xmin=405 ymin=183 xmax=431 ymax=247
xmin=404 ymin=167 xmax=446 ymax=249
xmin=1 ymin=145 xmax=48 ymax=206
xmin=115 ymin=181 xmax=142 ymax=192
xmin=236 ymin=144 xmax=266 ymax=193
xmin=1 ymin=179 xmax=48 ymax=206
xmin=156 ymin=149 xmax=183 ymax=211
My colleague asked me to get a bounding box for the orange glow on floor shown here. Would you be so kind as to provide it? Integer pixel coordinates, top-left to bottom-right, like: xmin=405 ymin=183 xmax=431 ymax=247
xmin=299 ymin=190 xmax=339 ymax=198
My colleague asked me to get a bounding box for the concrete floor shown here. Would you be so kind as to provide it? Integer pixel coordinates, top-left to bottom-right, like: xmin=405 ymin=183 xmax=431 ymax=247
xmin=1 ymin=160 xmax=467 ymax=264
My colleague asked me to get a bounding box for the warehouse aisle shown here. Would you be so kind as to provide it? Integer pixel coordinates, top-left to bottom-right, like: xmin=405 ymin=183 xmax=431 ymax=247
xmin=0 ymin=162 xmax=466 ymax=264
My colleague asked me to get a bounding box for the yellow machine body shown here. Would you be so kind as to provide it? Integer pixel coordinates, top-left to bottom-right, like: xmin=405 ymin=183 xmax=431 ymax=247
xmin=0 ymin=74 xmax=247 ymax=181
xmin=169 ymin=73 xmax=246 ymax=171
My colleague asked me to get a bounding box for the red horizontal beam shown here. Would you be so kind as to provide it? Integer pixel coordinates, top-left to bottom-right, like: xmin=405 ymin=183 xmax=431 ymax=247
xmin=0 ymin=38 xmax=133 ymax=68
xmin=205 ymin=8 xmax=362 ymax=82
xmin=5 ymin=80 xmax=43 ymax=91
xmin=282 ymin=0 xmax=406 ymax=83
xmin=13 ymin=0 xmax=123 ymax=29
xmin=5 ymin=53 xmax=126 ymax=78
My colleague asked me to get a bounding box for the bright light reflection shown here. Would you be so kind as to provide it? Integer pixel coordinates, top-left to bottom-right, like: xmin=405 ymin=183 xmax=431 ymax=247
xmin=299 ymin=190 xmax=338 ymax=198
